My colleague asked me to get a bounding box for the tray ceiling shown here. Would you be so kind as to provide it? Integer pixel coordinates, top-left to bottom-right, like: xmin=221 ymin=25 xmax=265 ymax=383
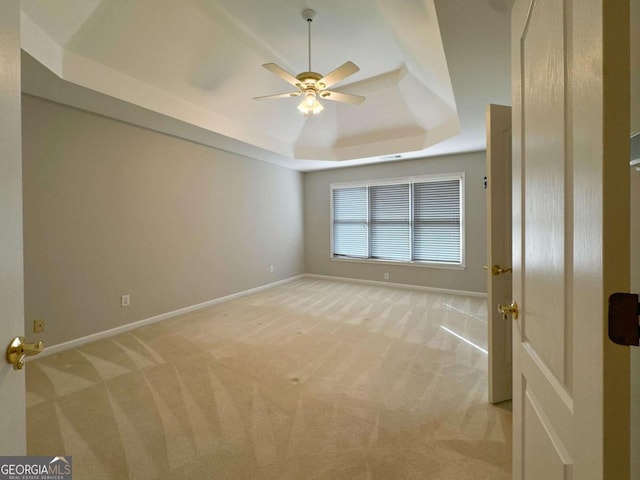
xmin=19 ymin=0 xmax=512 ymax=171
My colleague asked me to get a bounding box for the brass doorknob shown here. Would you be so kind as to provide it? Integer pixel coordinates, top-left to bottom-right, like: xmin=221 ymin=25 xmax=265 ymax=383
xmin=498 ymin=301 xmax=519 ymax=320
xmin=6 ymin=336 xmax=44 ymax=370
xmin=483 ymin=264 xmax=513 ymax=275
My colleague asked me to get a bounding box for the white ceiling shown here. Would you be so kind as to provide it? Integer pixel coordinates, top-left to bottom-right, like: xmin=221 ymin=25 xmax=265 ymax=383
xmin=19 ymin=0 xmax=512 ymax=172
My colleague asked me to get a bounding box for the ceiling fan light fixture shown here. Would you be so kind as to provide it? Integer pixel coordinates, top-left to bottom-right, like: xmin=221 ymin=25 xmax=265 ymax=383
xmin=297 ymin=92 xmax=324 ymax=115
xmin=253 ymin=9 xmax=365 ymax=111
xmin=304 ymin=92 xmax=316 ymax=108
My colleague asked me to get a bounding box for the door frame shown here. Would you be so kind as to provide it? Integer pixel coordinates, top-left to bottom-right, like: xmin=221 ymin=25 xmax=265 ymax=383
xmin=0 ymin=0 xmax=27 ymax=456
xmin=486 ymin=104 xmax=513 ymax=404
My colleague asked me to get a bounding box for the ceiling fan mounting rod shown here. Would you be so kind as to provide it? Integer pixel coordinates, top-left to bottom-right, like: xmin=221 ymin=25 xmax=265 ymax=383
xmin=307 ymin=17 xmax=311 ymax=72
xmin=302 ymin=9 xmax=316 ymax=73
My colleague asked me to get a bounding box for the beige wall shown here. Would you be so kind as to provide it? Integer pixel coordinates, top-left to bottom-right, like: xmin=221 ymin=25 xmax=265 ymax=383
xmin=22 ymin=95 xmax=304 ymax=347
xmin=303 ymin=151 xmax=487 ymax=294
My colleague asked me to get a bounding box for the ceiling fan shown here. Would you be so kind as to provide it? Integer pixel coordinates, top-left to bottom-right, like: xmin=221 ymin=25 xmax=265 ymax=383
xmin=253 ymin=9 xmax=365 ymax=115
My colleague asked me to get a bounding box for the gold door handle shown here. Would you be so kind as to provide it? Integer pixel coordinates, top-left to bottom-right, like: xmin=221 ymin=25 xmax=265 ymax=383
xmin=483 ymin=264 xmax=513 ymax=276
xmin=6 ymin=336 xmax=44 ymax=370
xmin=498 ymin=301 xmax=519 ymax=320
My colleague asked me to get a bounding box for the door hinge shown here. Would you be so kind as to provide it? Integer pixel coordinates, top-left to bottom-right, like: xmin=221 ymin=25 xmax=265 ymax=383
xmin=608 ymin=293 xmax=640 ymax=346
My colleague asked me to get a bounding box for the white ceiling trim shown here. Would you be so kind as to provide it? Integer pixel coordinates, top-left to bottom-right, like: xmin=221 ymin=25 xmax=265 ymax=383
xmin=20 ymin=11 xmax=64 ymax=77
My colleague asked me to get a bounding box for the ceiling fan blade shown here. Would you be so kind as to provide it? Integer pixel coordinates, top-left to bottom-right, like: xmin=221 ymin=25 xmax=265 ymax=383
xmin=319 ymin=90 xmax=365 ymax=105
xmin=253 ymin=92 xmax=301 ymax=101
xmin=262 ymin=63 xmax=301 ymax=87
xmin=318 ymin=61 xmax=360 ymax=89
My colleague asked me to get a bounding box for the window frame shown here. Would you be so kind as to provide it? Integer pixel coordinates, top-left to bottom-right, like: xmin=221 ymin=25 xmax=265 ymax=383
xmin=329 ymin=173 xmax=466 ymax=270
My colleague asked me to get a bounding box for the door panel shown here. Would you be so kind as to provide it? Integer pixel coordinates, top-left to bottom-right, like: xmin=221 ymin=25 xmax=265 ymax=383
xmin=0 ymin=0 xmax=26 ymax=455
xmin=523 ymin=388 xmax=571 ymax=479
xmin=512 ymin=0 xmax=630 ymax=478
xmin=521 ymin=0 xmax=568 ymax=386
xmin=486 ymin=104 xmax=513 ymax=404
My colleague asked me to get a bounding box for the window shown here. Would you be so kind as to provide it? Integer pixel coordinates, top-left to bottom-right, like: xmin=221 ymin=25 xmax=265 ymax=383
xmin=331 ymin=174 xmax=464 ymax=266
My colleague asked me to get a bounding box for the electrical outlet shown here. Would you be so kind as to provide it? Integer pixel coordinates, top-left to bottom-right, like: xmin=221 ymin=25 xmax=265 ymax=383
xmin=269 ymin=265 xmax=275 ymax=273
xmin=121 ymin=294 xmax=130 ymax=307
xmin=384 ymin=273 xmax=389 ymax=280
xmin=33 ymin=319 xmax=45 ymax=333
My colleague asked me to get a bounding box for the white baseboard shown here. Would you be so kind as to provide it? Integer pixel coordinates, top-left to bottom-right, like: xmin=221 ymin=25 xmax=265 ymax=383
xmin=38 ymin=275 xmax=305 ymax=358
xmin=302 ymin=273 xmax=487 ymax=298
xmin=36 ymin=273 xmax=483 ymax=359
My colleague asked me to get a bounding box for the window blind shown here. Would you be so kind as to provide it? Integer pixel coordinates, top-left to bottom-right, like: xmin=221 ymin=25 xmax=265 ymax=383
xmin=332 ymin=187 xmax=368 ymax=258
xmin=369 ymin=184 xmax=410 ymax=261
xmin=331 ymin=175 xmax=463 ymax=265
xmin=412 ymin=180 xmax=461 ymax=263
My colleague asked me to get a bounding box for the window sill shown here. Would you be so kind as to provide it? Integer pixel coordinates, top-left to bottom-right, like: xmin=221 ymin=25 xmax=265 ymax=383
xmin=329 ymin=256 xmax=466 ymax=271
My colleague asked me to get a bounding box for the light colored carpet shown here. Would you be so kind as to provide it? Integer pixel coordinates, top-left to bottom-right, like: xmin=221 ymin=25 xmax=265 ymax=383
xmin=26 ymin=278 xmax=511 ymax=479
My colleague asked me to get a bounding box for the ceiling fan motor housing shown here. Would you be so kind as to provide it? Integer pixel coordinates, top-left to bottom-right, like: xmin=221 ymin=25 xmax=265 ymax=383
xmin=296 ymin=71 xmax=325 ymax=90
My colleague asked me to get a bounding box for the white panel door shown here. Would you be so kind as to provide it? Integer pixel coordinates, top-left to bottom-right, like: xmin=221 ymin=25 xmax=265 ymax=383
xmin=0 ymin=0 xmax=27 ymax=456
xmin=486 ymin=104 xmax=513 ymax=404
xmin=511 ymin=0 xmax=631 ymax=479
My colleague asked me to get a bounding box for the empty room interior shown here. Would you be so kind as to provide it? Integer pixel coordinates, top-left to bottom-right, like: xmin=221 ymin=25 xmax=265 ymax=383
xmin=3 ymin=0 xmax=639 ymax=479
